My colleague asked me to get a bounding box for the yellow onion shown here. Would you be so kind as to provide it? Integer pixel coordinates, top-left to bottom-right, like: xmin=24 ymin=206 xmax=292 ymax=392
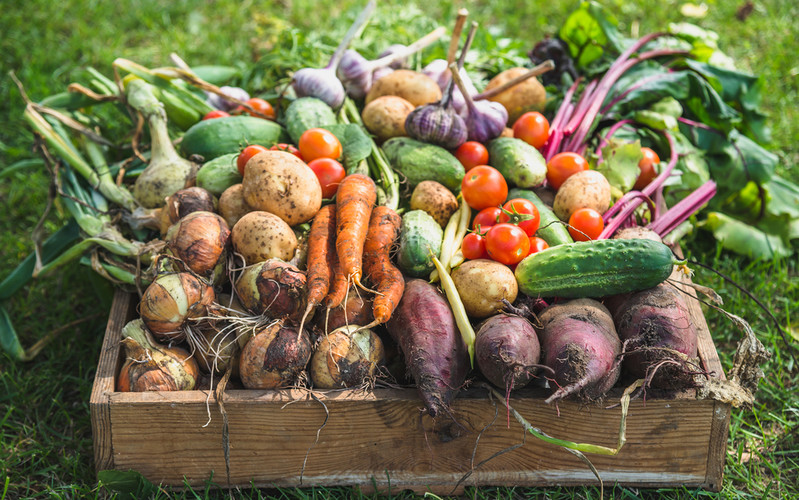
xmin=239 ymin=321 xmax=312 ymax=389
xmin=139 ymin=272 xmax=215 ymax=342
xmin=235 ymin=259 xmax=306 ymax=320
xmin=158 ymin=187 xmax=218 ymax=235
xmin=193 ymin=320 xmax=241 ymax=376
xmin=117 ymin=319 xmax=200 ymax=391
xmin=165 ymin=211 xmax=230 ymax=281
xmin=311 ymin=325 xmax=385 ymax=389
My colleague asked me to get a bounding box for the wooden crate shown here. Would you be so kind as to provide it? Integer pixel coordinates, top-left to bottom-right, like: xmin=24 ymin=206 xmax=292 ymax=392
xmin=90 ymin=285 xmax=731 ymax=494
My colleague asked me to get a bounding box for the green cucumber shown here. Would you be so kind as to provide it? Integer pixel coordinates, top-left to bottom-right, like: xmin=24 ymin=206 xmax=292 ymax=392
xmin=195 ymin=153 xmax=241 ymax=196
xmin=191 ymin=65 xmax=242 ymax=85
xmin=283 ymin=97 xmax=337 ymax=144
xmin=397 ymin=210 xmax=444 ymax=278
xmin=514 ymin=239 xmax=680 ymax=299
xmin=180 ymin=115 xmax=288 ymax=161
xmin=382 ymin=137 xmax=465 ymax=193
xmin=488 ymin=137 xmax=547 ymax=188
xmin=508 ymin=188 xmax=573 ymax=247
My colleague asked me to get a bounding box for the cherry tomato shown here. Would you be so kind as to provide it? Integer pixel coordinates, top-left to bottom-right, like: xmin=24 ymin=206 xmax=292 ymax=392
xmin=202 ymin=110 xmax=230 ymax=120
xmin=454 ymin=141 xmax=489 ymax=172
xmin=461 ymin=232 xmax=489 ymax=260
xmin=634 ymin=147 xmax=660 ymax=190
xmin=461 ymin=165 xmax=508 ymax=210
xmin=307 ymin=158 xmax=346 ymax=199
xmin=236 ymin=144 xmax=268 ymax=176
xmin=498 ymin=198 xmax=540 ymax=237
xmin=270 ymin=143 xmax=304 ymax=161
xmin=546 ymin=152 xmax=589 ymax=190
xmin=472 ymin=206 xmax=502 ymax=234
xmin=512 ymin=112 xmax=550 ymax=149
xmin=235 ymin=97 xmax=276 ymax=120
xmin=568 ymin=208 xmax=604 ymax=241
xmin=527 ymin=236 xmax=550 ymax=255
xmin=298 ymin=128 xmax=343 ymax=162
xmin=485 ymin=223 xmax=530 ymax=266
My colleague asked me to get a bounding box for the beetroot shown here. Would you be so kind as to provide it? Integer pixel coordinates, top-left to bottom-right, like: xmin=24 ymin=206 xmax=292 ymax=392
xmin=538 ymin=299 xmax=621 ymax=403
xmin=475 ymin=314 xmax=541 ymax=391
xmin=386 ymin=279 xmax=469 ymax=418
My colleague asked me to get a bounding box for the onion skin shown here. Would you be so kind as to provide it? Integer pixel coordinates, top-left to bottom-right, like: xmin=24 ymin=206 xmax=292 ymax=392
xmin=235 ymin=259 xmax=307 ymax=321
xmin=165 ymin=211 xmax=230 ymax=279
xmin=194 ymin=321 xmax=240 ymax=376
xmin=239 ymin=322 xmax=313 ymax=389
xmin=139 ymin=272 xmax=215 ymax=342
xmin=159 ymin=187 xmax=217 ymax=235
xmin=311 ymin=325 xmax=385 ymax=389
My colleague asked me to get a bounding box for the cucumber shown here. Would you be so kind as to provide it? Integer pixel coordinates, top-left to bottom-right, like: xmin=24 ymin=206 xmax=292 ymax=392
xmin=195 ymin=153 xmax=241 ymax=196
xmin=382 ymin=137 xmax=465 ymax=193
xmin=283 ymin=97 xmax=337 ymax=144
xmin=191 ymin=65 xmax=242 ymax=86
xmin=487 ymin=137 xmax=547 ymax=188
xmin=514 ymin=239 xmax=680 ymax=299
xmin=180 ymin=115 xmax=288 ymax=161
xmin=508 ymin=188 xmax=573 ymax=246
xmin=397 ymin=210 xmax=444 ymax=278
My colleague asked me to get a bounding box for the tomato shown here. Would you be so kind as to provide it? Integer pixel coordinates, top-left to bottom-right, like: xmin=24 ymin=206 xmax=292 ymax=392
xmin=568 ymin=208 xmax=604 ymax=241
xmin=634 ymin=147 xmax=660 ymax=190
xmin=498 ymin=198 xmax=540 ymax=236
xmin=461 ymin=165 xmax=508 ymax=210
xmin=461 ymin=232 xmax=489 ymax=260
xmin=307 ymin=158 xmax=346 ymax=199
xmin=454 ymin=141 xmax=489 ymax=171
xmin=472 ymin=206 xmax=502 ymax=234
xmin=512 ymin=112 xmax=550 ymax=149
xmin=202 ymin=110 xmax=230 ymax=120
xmin=485 ymin=223 xmax=530 ymax=266
xmin=527 ymin=236 xmax=549 ymax=255
xmin=546 ymin=152 xmax=589 ymax=190
xmin=237 ymin=144 xmax=269 ymax=176
xmin=270 ymin=143 xmax=304 ymax=161
xmin=235 ymin=97 xmax=275 ymax=120
xmin=298 ymin=128 xmax=343 ymax=162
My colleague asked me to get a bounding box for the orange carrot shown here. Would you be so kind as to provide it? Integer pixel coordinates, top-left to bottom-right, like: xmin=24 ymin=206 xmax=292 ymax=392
xmin=297 ymin=204 xmax=336 ymax=335
xmin=324 ymin=252 xmax=348 ymax=309
xmin=335 ymin=173 xmax=377 ymax=292
xmin=362 ymin=206 xmax=404 ymax=329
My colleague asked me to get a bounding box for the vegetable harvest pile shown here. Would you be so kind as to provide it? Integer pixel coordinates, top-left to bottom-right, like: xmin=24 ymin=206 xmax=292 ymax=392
xmin=6 ymin=0 xmax=793 ymax=470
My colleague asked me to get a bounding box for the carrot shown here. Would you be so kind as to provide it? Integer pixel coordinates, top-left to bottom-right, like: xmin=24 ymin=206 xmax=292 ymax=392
xmin=324 ymin=254 xmax=348 ymax=309
xmin=361 ymin=206 xmax=404 ymax=329
xmin=335 ymin=173 xmax=377 ymax=293
xmin=297 ymin=204 xmax=337 ymax=336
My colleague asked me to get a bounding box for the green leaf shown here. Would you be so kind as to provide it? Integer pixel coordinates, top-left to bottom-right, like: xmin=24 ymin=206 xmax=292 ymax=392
xmin=596 ymin=139 xmax=642 ymax=193
xmin=633 ymin=97 xmax=683 ymax=131
xmin=559 ymin=1 xmax=625 ymax=69
xmin=98 ymin=470 xmax=159 ymax=500
xmin=699 ymin=212 xmax=793 ymax=260
xmin=0 ymin=306 xmax=25 ymax=361
xmin=322 ymin=123 xmax=372 ymax=173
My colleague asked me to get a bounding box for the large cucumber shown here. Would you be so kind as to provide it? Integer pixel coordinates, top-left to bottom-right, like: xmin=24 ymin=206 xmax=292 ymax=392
xmin=514 ymin=239 xmax=680 ymax=298
xmin=180 ymin=115 xmax=288 ymax=161
xmin=382 ymin=137 xmax=465 ymax=193
xmin=508 ymin=188 xmax=573 ymax=247
xmin=488 ymin=137 xmax=547 ymax=188
xmin=283 ymin=97 xmax=337 ymax=144
xmin=195 ymin=153 xmax=241 ymax=196
xmin=397 ymin=210 xmax=444 ymax=278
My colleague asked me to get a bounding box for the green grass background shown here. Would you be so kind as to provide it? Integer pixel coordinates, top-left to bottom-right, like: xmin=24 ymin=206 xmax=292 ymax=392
xmin=1 ymin=0 xmax=797 ymax=498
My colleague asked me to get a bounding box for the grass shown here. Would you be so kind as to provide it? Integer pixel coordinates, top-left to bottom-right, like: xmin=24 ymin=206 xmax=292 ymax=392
xmin=1 ymin=0 xmax=797 ymax=498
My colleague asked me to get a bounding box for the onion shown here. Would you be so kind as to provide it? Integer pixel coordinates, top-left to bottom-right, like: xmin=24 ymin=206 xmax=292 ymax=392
xmin=235 ymin=259 xmax=306 ymax=321
xmin=165 ymin=211 xmax=230 ymax=281
xmin=310 ymin=325 xmax=385 ymax=389
xmin=239 ymin=321 xmax=313 ymax=389
xmin=192 ymin=320 xmax=240 ymax=376
xmin=158 ymin=187 xmax=217 ymax=235
xmin=139 ymin=272 xmax=215 ymax=343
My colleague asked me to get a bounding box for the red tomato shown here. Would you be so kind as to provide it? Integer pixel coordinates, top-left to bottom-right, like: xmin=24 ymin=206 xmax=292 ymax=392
xmin=235 ymin=97 xmax=275 ymax=120
xmin=634 ymin=147 xmax=660 ymax=190
xmin=568 ymin=208 xmax=604 ymax=241
xmin=512 ymin=112 xmax=550 ymax=149
xmin=485 ymin=223 xmax=530 ymax=266
xmin=236 ymin=144 xmax=269 ymax=176
xmin=454 ymin=141 xmax=489 ymax=171
xmin=546 ymin=152 xmax=589 ymax=190
xmin=498 ymin=198 xmax=540 ymax=236
xmin=461 ymin=232 xmax=488 ymax=260
xmin=270 ymin=143 xmax=304 ymax=161
xmin=202 ymin=110 xmax=230 ymax=120
xmin=461 ymin=165 xmax=508 ymax=210
xmin=298 ymin=128 xmax=343 ymax=162
xmin=527 ymin=236 xmax=549 ymax=255
xmin=307 ymin=158 xmax=346 ymax=199
xmin=472 ymin=206 xmax=502 ymax=234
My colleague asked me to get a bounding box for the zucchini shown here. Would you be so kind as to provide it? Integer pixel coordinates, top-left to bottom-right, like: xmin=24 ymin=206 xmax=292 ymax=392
xmin=195 ymin=153 xmax=241 ymax=196
xmin=180 ymin=115 xmax=288 ymax=161
xmin=397 ymin=210 xmax=444 ymax=278
xmin=487 ymin=137 xmax=547 ymax=188
xmin=382 ymin=137 xmax=465 ymax=193
xmin=508 ymin=188 xmax=573 ymax=246
xmin=514 ymin=239 xmax=680 ymax=298
xmin=283 ymin=97 xmax=337 ymax=144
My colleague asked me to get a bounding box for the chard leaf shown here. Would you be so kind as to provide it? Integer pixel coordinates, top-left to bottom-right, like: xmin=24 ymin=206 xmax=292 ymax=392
xmin=558 ymin=1 xmax=625 ymax=70
xmin=321 ymin=123 xmax=371 ymax=173
xmin=699 ymin=212 xmax=793 ymax=260
xmin=597 ymin=139 xmax=642 ymax=193
xmin=633 ymin=97 xmax=683 ymax=130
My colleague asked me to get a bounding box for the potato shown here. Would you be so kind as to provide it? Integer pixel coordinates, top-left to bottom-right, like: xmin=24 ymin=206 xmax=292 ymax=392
xmin=451 ymin=259 xmax=518 ymax=319
xmin=232 ymin=211 xmax=298 ymax=265
xmin=410 ymin=180 xmax=458 ymax=228
xmin=218 ymin=184 xmax=251 ymax=228
xmin=365 ymin=70 xmax=442 ymax=108
xmin=553 ymin=170 xmax=612 ymax=221
xmin=484 ymin=67 xmax=546 ymax=124
xmin=362 ymin=96 xmax=414 ymax=143
xmin=242 ymin=151 xmax=322 ymax=226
